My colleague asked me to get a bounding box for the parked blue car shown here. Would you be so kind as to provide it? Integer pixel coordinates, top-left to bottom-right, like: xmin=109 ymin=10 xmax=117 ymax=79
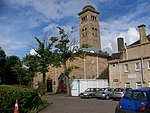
xmin=115 ymin=88 xmax=150 ymax=113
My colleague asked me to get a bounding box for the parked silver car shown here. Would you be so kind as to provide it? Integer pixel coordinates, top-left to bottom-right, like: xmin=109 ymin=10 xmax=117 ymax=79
xmin=80 ymin=88 xmax=100 ymax=98
xmin=112 ymin=88 xmax=132 ymax=100
xmin=95 ymin=88 xmax=114 ymax=100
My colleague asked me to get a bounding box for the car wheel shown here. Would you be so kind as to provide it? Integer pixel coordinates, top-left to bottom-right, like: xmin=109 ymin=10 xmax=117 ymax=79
xmin=105 ymin=95 xmax=110 ymax=100
xmin=89 ymin=95 xmax=92 ymax=99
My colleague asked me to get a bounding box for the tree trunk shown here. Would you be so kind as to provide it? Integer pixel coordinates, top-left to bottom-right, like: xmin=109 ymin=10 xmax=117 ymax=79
xmin=65 ymin=75 xmax=71 ymax=96
xmin=42 ymin=72 xmax=46 ymax=94
xmin=63 ymin=62 xmax=71 ymax=96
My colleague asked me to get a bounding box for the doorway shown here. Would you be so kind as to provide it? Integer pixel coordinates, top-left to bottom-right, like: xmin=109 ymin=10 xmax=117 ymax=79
xmin=47 ymin=80 xmax=52 ymax=92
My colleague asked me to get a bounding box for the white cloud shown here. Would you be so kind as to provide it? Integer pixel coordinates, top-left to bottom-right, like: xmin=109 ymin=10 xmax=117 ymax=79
xmin=1 ymin=0 xmax=150 ymax=57
xmin=0 ymin=36 xmax=30 ymax=56
xmin=43 ymin=23 xmax=58 ymax=33
xmin=119 ymin=27 xmax=139 ymax=45
xmin=6 ymin=0 xmax=88 ymax=20
xmin=101 ymin=19 xmax=141 ymax=54
xmin=30 ymin=49 xmax=37 ymax=55
xmin=100 ymin=0 xmax=150 ymax=54
xmin=43 ymin=23 xmax=79 ymax=40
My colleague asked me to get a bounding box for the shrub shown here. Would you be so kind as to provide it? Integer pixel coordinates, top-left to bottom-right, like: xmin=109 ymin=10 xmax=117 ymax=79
xmin=0 ymin=85 xmax=48 ymax=113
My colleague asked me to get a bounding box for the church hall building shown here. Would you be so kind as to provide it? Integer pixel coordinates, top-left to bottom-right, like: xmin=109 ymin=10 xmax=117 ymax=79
xmin=33 ymin=4 xmax=109 ymax=93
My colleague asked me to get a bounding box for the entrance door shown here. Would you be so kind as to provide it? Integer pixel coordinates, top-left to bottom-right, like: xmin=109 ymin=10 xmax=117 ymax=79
xmin=47 ymin=80 xmax=52 ymax=92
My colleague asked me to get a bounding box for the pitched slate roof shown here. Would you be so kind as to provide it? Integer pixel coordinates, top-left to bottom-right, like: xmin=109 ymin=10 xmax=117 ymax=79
xmin=129 ymin=34 xmax=150 ymax=46
xmin=82 ymin=47 xmax=109 ymax=58
xmin=108 ymin=52 xmax=122 ymax=60
xmin=109 ymin=34 xmax=150 ymax=61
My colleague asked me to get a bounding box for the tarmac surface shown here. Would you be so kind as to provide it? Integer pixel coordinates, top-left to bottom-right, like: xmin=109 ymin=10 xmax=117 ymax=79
xmin=39 ymin=93 xmax=118 ymax=113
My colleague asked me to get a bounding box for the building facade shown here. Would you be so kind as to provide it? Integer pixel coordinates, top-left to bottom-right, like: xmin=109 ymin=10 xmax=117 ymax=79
xmin=109 ymin=24 xmax=150 ymax=89
xmin=33 ymin=4 xmax=109 ymax=93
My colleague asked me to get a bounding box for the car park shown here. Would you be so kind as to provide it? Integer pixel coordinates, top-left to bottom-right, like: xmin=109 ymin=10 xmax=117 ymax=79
xmin=95 ymin=88 xmax=114 ymax=100
xmin=80 ymin=88 xmax=100 ymax=98
xmin=115 ymin=87 xmax=150 ymax=113
xmin=112 ymin=88 xmax=132 ymax=100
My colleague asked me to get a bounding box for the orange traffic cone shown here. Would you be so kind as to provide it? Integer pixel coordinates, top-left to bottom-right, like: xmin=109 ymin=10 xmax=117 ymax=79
xmin=14 ymin=99 xmax=19 ymax=113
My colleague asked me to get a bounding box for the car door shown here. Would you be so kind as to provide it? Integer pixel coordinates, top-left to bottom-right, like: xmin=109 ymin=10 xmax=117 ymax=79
xmin=108 ymin=88 xmax=113 ymax=97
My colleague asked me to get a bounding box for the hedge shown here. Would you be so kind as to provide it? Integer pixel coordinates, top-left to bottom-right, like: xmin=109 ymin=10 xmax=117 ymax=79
xmin=0 ymin=85 xmax=49 ymax=113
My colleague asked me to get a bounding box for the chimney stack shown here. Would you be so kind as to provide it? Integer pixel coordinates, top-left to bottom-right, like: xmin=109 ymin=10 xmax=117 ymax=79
xmin=138 ymin=24 xmax=147 ymax=44
xmin=117 ymin=37 xmax=124 ymax=52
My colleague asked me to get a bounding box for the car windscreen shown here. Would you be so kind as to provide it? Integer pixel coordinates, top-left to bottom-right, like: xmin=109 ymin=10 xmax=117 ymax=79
xmin=85 ymin=88 xmax=91 ymax=92
xmin=114 ymin=88 xmax=122 ymax=92
xmin=85 ymin=88 xmax=96 ymax=92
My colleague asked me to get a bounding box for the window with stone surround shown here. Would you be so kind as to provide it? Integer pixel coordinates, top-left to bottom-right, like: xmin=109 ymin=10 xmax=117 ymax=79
xmin=136 ymin=82 xmax=142 ymax=89
xmin=91 ymin=15 xmax=96 ymax=21
xmin=148 ymin=61 xmax=150 ymax=69
xmin=92 ymin=28 xmax=97 ymax=36
xmin=82 ymin=28 xmax=87 ymax=37
xmin=82 ymin=16 xmax=87 ymax=22
xmin=135 ymin=62 xmax=140 ymax=71
xmin=125 ymin=82 xmax=130 ymax=88
xmin=124 ymin=64 xmax=128 ymax=72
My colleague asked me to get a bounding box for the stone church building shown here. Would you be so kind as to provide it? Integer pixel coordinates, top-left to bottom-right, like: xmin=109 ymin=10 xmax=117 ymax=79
xmin=33 ymin=4 xmax=109 ymax=93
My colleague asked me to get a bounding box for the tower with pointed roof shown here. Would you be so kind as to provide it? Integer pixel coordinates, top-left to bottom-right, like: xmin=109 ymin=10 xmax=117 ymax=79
xmin=78 ymin=4 xmax=101 ymax=49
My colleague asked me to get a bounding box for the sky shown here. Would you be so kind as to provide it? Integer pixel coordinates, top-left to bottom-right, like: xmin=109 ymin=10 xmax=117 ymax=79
xmin=0 ymin=0 xmax=150 ymax=58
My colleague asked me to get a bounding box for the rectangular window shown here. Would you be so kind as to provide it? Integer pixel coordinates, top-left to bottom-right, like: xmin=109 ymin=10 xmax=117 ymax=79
xmin=148 ymin=61 xmax=150 ymax=69
xmin=136 ymin=82 xmax=142 ymax=89
xmin=124 ymin=64 xmax=128 ymax=72
xmin=125 ymin=82 xmax=130 ymax=88
xmin=135 ymin=62 xmax=140 ymax=71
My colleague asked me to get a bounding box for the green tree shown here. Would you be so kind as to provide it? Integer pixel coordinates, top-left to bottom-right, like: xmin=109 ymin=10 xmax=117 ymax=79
xmin=12 ymin=61 xmax=32 ymax=86
xmin=3 ymin=56 xmax=21 ymax=84
xmin=0 ymin=47 xmax=6 ymax=83
xmin=23 ymin=36 xmax=59 ymax=92
xmin=54 ymin=27 xmax=84 ymax=95
xmin=23 ymin=27 xmax=84 ymax=95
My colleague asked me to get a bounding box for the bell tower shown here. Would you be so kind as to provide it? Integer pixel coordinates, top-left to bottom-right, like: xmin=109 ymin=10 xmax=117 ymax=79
xmin=78 ymin=4 xmax=101 ymax=49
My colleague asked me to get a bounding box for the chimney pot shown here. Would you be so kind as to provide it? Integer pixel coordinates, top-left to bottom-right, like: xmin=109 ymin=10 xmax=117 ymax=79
xmin=117 ymin=37 xmax=124 ymax=52
xmin=138 ymin=24 xmax=147 ymax=44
